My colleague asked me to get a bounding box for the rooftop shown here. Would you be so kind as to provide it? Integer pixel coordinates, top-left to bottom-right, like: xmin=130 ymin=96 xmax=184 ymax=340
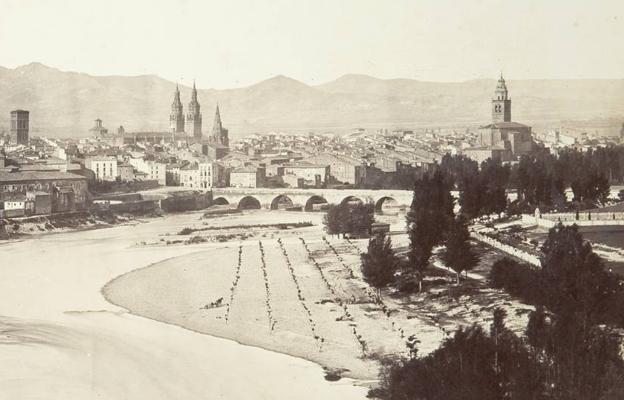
xmin=0 ymin=171 xmax=87 ymax=183
xmin=231 ymin=167 xmax=258 ymax=173
xmin=283 ymin=162 xmax=328 ymax=169
xmin=86 ymin=156 xmax=116 ymax=161
xmin=479 ymin=121 xmax=530 ymax=130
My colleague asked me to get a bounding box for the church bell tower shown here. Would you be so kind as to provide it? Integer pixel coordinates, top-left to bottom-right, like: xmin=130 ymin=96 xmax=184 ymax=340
xmin=186 ymin=81 xmax=202 ymax=140
xmin=492 ymin=74 xmax=511 ymax=123
xmin=170 ymin=84 xmax=185 ymax=133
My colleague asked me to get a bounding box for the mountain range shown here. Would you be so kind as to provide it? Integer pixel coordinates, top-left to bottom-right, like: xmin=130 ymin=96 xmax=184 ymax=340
xmin=0 ymin=62 xmax=622 ymax=138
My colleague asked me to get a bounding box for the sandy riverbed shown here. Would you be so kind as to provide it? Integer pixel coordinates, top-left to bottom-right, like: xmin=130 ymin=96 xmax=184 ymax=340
xmin=0 ymin=210 xmax=368 ymax=399
xmin=102 ymin=210 xmax=534 ymax=384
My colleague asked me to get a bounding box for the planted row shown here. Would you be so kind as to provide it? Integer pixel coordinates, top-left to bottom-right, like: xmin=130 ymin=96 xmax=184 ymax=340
xmin=258 ymin=241 xmax=277 ymax=331
xmin=277 ymin=238 xmax=324 ymax=348
xmin=299 ymin=237 xmax=367 ymax=355
xmin=224 ymin=244 xmax=244 ymax=323
xmin=322 ymin=236 xmax=356 ymax=278
xmin=344 ymin=237 xmax=363 ymax=256
xmin=324 ymin=237 xmax=410 ymax=353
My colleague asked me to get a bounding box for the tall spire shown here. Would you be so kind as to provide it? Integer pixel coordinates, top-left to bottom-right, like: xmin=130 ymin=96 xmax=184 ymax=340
xmin=212 ymin=104 xmax=222 ymax=139
xmin=191 ymin=80 xmax=197 ymax=102
xmin=170 ymin=83 xmax=184 ymax=133
xmin=187 ymin=80 xmax=202 ymax=139
xmin=172 ymin=83 xmax=182 ymax=106
xmin=211 ymin=103 xmax=228 ymax=147
xmin=214 ymin=103 xmax=221 ymax=126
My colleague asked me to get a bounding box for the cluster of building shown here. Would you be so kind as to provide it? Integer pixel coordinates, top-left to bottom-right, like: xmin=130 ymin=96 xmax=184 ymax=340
xmin=0 ymin=109 xmax=90 ymax=217
xmin=2 ymin=75 xmax=621 ymax=218
xmin=463 ymin=75 xmax=536 ymax=164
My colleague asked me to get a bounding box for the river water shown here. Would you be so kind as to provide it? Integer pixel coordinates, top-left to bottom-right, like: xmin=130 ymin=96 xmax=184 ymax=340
xmin=0 ymin=212 xmax=367 ymax=399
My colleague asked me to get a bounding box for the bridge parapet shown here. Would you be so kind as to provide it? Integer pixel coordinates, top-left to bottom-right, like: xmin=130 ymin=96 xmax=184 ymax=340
xmin=539 ymin=212 xmax=624 ymax=222
xmin=523 ymin=211 xmax=624 ymax=229
xmin=211 ymin=187 xmax=414 ymax=211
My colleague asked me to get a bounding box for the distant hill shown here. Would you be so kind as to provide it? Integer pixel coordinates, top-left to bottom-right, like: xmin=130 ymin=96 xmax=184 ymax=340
xmin=0 ymin=63 xmax=622 ymax=138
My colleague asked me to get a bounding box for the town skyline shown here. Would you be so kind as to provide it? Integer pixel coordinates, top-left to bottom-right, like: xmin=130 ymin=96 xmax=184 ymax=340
xmin=2 ymin=61 xmax=623 ymax=139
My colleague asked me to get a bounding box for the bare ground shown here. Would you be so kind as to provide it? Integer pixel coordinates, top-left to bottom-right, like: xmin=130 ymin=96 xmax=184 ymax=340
xmin=103 ymin=210 xmax=534 ymax=382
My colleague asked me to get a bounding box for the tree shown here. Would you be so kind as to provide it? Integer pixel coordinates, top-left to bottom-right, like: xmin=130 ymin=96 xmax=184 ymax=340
xmin=490 ymin=307 xmax=508 ymax=375
xmin=361 ymin=233 xmax=399 ymax=298
xmin=372 ymin=310 xmax=545 ymax=400
xmin=323 ymin=202 xmax=375 ymax=237
xmin=346 ymin=202 xmax=375 ymax=237
xmin=406 ymin=170 xmax=454 ymax=291
xmin=526 ymin=305 xmax=551 ymax=351
xmin=540 ymin=223 xmax=610 ymax=324
xmin=480 ymin=158 xmax=510 ymax=215
xmin=458 ymin=166 xmax=483 ymax=218
xmin=440 ymin=153 xmax=482 ymax=218
xmin=322 ymin=204 xmax=344 ymax=236
xmin=442 ymin=215 xmax=479 ymax=284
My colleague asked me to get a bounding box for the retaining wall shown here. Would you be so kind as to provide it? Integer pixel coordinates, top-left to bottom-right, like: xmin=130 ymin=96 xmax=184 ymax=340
xmin=471 ymin=231 xmax=541 ymax=267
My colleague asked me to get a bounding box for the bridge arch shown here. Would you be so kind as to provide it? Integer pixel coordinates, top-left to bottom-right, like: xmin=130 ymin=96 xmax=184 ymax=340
xmin=270 ymin=194 xmax=294 ymax=210
xmin=213 ymin=197 xmax=230 ymax=205
xmin=238 ymin=196 xmax=261 ymax=210
xmin=340 ymin=195 xmax=363 ymax=206
xmin=375 ymin=196 xmax=399 ymax=213
xmin=305 ymin=195 xmax=328 ymax=211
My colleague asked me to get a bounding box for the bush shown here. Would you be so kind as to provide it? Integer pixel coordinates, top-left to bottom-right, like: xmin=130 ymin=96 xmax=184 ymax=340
xmin=372 ymin=305 xmax=624 ymax=400
xmin=323 ymin=202 xmax=374 ymax=237
xmin=490 ymin=225 xmax=624 ymax=330
xmin=372 ymin=312 xmax=543 ymax=400
xmin=490 ymin=257 xmax=542 ymax=301
xmin=361 ymin=234 xmax=398 ymax=295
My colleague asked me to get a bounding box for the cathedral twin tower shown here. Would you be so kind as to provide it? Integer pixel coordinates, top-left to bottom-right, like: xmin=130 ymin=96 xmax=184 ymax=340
xmin=170 ymin=82 xmax=220 ymax=142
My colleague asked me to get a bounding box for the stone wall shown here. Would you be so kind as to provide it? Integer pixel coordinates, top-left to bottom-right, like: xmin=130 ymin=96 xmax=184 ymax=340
xmin=471 ymin=231 xmax=541 ymax=267
xmin=522 ymin=212 xmax=624 ymax=228
xmin=161 ymin=191 xmax=213 ymax=212
xmin=108 ymin=200 xmax=159 ymax=215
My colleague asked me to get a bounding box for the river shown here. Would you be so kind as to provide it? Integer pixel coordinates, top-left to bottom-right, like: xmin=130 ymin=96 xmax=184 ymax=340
xmin=0 ymin=212 xmax=367 ymax=399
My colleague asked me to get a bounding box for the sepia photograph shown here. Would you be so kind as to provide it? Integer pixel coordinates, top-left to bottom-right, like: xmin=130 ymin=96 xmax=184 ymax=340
xmin=1 ymin=0 xmax=624 ymax=399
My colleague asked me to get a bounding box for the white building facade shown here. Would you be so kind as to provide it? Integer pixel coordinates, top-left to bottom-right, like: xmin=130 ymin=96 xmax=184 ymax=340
xmin=85 ymin=156 xmax=118 ymax=181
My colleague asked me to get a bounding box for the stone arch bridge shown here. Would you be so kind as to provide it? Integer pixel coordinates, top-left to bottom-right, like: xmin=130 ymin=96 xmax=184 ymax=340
xmin=211 ymin=188 xmax=414 ymax=212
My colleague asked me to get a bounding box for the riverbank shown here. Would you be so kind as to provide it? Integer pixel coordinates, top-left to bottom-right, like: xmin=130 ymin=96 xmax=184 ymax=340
xmin=103 ymin=210 xmax=534 ymax=383
xmin=0 ymin=209 xmax=160 ymax=240
xmin=0 ymin=210 xmax=368 ymax=399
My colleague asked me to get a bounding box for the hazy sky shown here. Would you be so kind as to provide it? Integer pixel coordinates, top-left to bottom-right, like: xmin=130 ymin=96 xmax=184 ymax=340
xmin=1 ymin=0 xmax=623 ymax=88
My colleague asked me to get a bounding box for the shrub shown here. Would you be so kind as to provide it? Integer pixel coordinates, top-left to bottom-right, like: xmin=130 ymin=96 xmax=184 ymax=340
xmin=361 ymin=234 xmax=398 ymax=296
xmin=323 ymin=202 xmax=374 ymax=237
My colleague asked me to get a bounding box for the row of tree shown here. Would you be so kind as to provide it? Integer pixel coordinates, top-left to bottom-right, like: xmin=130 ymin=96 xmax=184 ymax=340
xmin=510 ymin=149 xmax=611 ymax=209
xmin=440 ymin=146 xmax=616 ymax=217
xmin=359 ymin=168 xmax=481 ymax=294
xmin=405 ymin=170 xmax=480 ymax=290
xmin=490 ymin=224 xmax=624 ymax=329
xmin=440 ymin=154 xmax=510 ymax=218
xmin=373 ymin=224 xmax=624 ymax=399
xmin=373 ymin=307 xmax=624 ymax=399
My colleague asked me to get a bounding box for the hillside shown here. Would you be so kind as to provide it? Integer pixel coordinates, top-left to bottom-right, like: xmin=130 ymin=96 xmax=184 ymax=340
xmin=0 ymin=63 xmax=622 ymax=138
